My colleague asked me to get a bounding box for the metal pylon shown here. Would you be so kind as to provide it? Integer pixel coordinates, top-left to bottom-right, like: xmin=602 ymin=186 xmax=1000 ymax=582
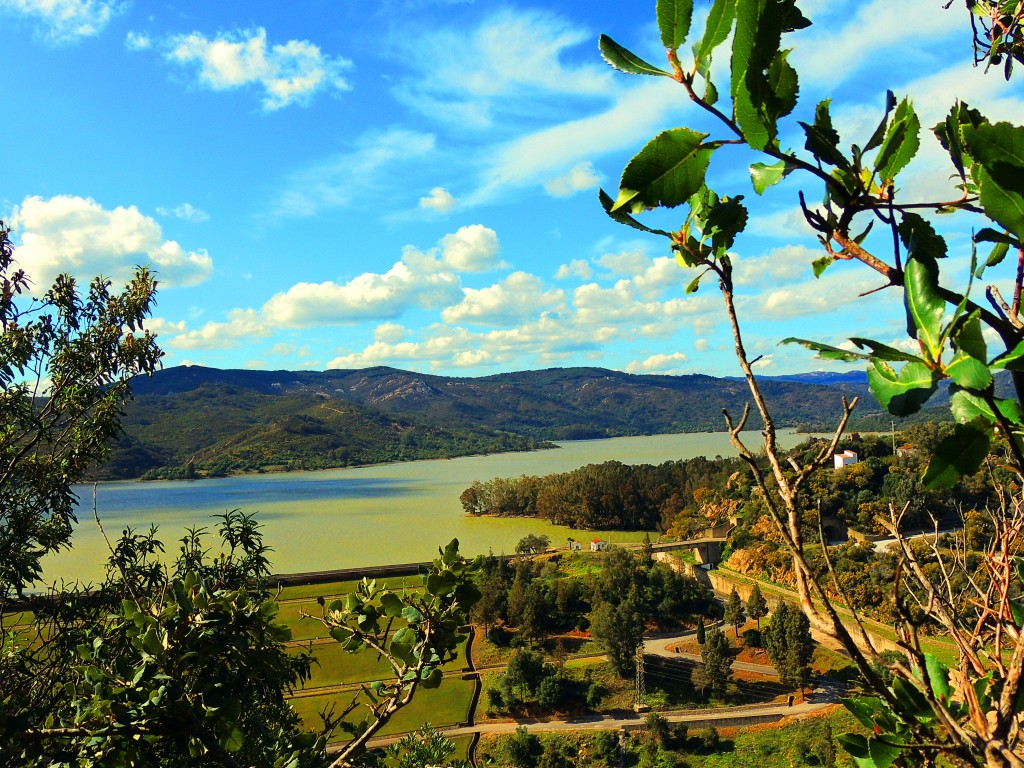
xmin=634 ymin=644 xmax=646 ymax=710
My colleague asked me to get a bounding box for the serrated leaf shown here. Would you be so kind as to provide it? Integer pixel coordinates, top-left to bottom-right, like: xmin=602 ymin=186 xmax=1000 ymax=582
xmin=875 ymin=98 xmax=920 ymax=182
xmin=898 ymin=213 xmax=947 ymax=260
xmin=963 ymin=121 xmax=1024 ymax=241
xmin=952 ymin=312 xmax=987 ymax=361
xmin=864 ymin=90 xmax=898 ymax=153
xmin=811 ymin=256 xmax=833 ymax=277
xmin=657 ymin=0 xmax=694 ymax=50
xmin=703 ymin=194 xmax=748 ymax=250
xmin=598 ymin=189 xmax=671 ymax=236
xmin=837 ymin=732 xmax=871 ymax=758
xmin=694 ymin=0 xmax=736 ymax=64
xmin=904 ymin=251 xmax=946 ymax=360
xmin=780 ymin=337 xmax=869 ymax=362
xmin=599 ymin=35 xmax=671 ymax=77
xmin=840 ymin=697 xmax=882 ymax=729
xmin=849 ymin=338 xmax=925 ymax=363
xmin=922 ymin=423 xmax=991 ymax=488
xmin=867 ymin=360 xmax=938 ymax=417
xmin=801 ymin=99 xmax=845 ymax=162
xmin=891 ymin=676 xmax=932 ymax=719
xmin=612 ymin=128 xmax=712 ymax=214
xmin=750 ymin=159 xmax=791 ymax=194
xmin=766 ymin=49 xmax=799 ymax=120
xmin=933 ymin=101 xmax=984 ymax=179
xmin=945 ymin=351 xmax=993 ymax=389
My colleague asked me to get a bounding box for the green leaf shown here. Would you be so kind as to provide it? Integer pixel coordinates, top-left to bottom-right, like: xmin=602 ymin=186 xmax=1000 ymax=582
xmin=749 ymin=159 xmax=791 ymax=194
xmin=730 ymin=0 xmax=790 ymax=150
xmin=380 ymin=592 xmax=403 ymax=617
xmin=657 ymin=0 xmax=694 ymax=50
xmin=390 ymin=638 xmax=416 ymax=666
xmin=811 ymin=256 xmax=833 ymax=277
xmin=952 ymin=312 xmax=987 ymax=361
xmin=963 ymin=121 xmax=1024 ymax=241
xmin=933 ymin=101 xmax=985 ymax=179
xmin=421 ymin=666 xmax=444 ymax=689
xmin=848 ymin=338 xmax=924 ymax=363
xmin=903 ymin=251 xmax=946 ymax=360
xmin=924 ymin=654 xmax=951 ymax=704
xmin=330 ymin=626 xmax=354 ymax=644
xmin=800 ymin=100 xmax=850 ymax=169
xmin=686 ymin=274 xmax=702 ymax=294
xmin=766 ymin=49 xmax=799 ymax=120
xmin=223 ymin=725 xmax=245 ymax=753
xmin=780 ymin=337 xmax=869 ymax=362
xmin=867 ymin=360 xmax=938 ymax=417
xmin=694 ymin=0 xmax=736 ymax=64
xmin=863 ymin=90 xmax=897 ymax=153
xmin=922 ymin=423 xmax=991 ymax=489
xmin=840 ymin=697 xmax=883 ymax=729
xmin=836 ymin=732 xmax=871 ymax=759
xmin=402 ymin=606 xmax=425 ymax=624
xmin=891 ymin=676 xmax=932 ymax=719
xmin=898 ymin=213 xmax=947 ymax=260
xmin=945 ymin=351 xmax=993 ymax=389
xmin=703 ymin=194 xmax=748 ymax=250
xmin=875 ymin=97 xmax=921 ymax=182
xmin=598 ymin=189 xmax=671 ymax=236
xmin=598 ymin=35 xmax=671 ymax=77
xmin=992 ymin=338 xmax=1024 ymax=370
xmin=947 ymin=388 xmax=1023 ymax=426
xmin=612 ymin=128 xmax=712 ymax=214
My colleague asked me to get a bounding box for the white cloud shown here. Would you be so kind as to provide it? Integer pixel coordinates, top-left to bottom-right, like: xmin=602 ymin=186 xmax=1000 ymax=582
xmin=156 ymin=202 xmax=209 ymax=222
xmin=172 ymin=309 xmax=270 ymax=350
xmin=556 ymin=259 xmax=592 ymax=280
xmin=1 ymin=0 xmax=122 ymax=43
xmin=442 ymin=272 xmax=566 ymax=325
xmin=466 ymin=78 xmax=684 ymax=205
xmin=596 ymin=249 xmax=650 ymax=277
xmin=374 ymin=322 xmax=407 ymax=343
xmin=625 ymin=352 xmax=689 ymax=374
xmin=124 ymin=31 xmax=150 ymax=51
xmin=262 ymin=261 xmax=461 ymax=327
xmin=695 ymin=338 xmax=709 ymax=352
xmin=792 ymin=0 xmax=963 ymax=88
xmin=393 ymin=8 xmax=613 ymax=129
xmin=545 ymin=161 xmax=602 ymax=197
xmin=733 ymin=245 xmax=820 ymax=287
xmin=166 ymin=27 xmax=352 ymax=110
xmin=418 ymin=187 xmax=457 ymax=213
xmin=740 ymin=266 xmax=879 ymax=320
xmin=9 ymin=195 xmax=213 ymax=290
xmin=403 ymin=224 xmax=503 ymax=273
xmin=275 ymin=128 xmax=435 ymax=216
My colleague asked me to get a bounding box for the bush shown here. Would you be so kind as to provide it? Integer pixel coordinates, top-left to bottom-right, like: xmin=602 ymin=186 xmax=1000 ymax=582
xmin=692 ymin=726 xmax=720 ymax=754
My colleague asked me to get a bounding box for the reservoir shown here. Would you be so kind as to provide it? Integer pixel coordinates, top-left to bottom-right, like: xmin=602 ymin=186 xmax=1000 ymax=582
xmin=46 ymin=430 xmax=812 ymax=583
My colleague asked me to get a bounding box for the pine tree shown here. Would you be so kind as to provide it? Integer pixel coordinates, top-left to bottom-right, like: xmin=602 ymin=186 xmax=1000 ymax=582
xmin=696 ymin=615 xmax=706 ymax=645
xmin=724 ymin=587 xmax=746 ymax=637
xmin=764 ymin=601 xmax=814 ymax=691
xmin=746 ymin=584 xmax=769 ymax=630
xmin=700 ymin=628 xmax=733 ymax=699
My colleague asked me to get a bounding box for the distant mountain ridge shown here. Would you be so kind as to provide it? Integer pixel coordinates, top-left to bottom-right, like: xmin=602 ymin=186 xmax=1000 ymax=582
xmin=97 ymin=364 xmax=938 ymax=481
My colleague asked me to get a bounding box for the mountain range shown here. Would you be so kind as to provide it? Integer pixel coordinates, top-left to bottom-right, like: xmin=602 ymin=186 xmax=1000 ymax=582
xmin=96 ymin=365 xmax=944 ymax=481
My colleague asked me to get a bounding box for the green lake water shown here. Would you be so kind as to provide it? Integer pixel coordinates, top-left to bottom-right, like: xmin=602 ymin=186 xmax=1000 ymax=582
xmin=46 ymin=430 xmax=811 ymax=583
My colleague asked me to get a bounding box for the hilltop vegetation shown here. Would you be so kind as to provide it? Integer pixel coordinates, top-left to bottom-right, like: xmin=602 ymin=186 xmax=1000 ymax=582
xmin=97 ymin=364 xmax=934 ymax=480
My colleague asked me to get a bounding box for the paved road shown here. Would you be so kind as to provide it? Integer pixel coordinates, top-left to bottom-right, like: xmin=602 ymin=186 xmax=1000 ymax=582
xmin=643 ymin=626 xmax=779 ymax=677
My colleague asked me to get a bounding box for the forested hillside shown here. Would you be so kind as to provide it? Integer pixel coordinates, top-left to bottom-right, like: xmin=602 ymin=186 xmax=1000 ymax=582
xmin=98 ymin=364 xmax=935 ymax=480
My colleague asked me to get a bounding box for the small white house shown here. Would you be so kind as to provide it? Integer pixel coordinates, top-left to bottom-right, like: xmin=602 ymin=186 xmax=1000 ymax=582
xmin=568 ymin=538 xmax=582 ymax=551
xmin=590 ymin=538 xmax=608 ymax=551
xmin=833 ymin=450 xmax=859 ymax=469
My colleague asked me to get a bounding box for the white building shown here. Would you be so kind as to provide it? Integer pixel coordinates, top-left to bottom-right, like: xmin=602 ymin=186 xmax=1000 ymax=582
xmin=590 ymin=538 xmax=608 ymax=551
xmin=834 ymin=450 xmax=859 ymax=468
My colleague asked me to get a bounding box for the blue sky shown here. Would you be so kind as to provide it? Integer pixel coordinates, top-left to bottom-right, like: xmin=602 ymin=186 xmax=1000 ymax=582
xmin=3 ymin=0 xmax=1021 ymax=378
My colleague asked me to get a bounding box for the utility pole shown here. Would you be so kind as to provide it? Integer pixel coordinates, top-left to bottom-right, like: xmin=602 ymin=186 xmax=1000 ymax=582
xmin=891 ymin=419 xmax=896 ymax=455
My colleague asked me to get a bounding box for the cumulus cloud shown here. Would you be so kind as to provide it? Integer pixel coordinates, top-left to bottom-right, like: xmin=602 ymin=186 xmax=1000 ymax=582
xmin=625 ymin=352 xmax=689 ymax=375
xmin=262 ymin=262 xmax=461 ymax=327
xmin=596 ymin=249 xmax=651 ymax=277
xmin=156 ymin=202 xmax=210 ymax=222
xmin=374 ymin=322 xmax=407 ymax=343
xmin=172 ymin=309 xmax=270 ymax=350
xmin=166 ymin=27 xmax=352 ymax=110
xmin=556 ymin=259 xmax=592 ymax=280
xmin=418 ymin=187 xmax=457 ymax=213
xmin=275 ymin=128 xmax=436 ymax=216
xmin=442 ymin=272 xmax=565 ymax=325
xmin=9 ymin=195 xmax=213 ymax=290
xmin=1 ymin=0 xmax=122 ymax=43
xmin=403 ymin=224 xmax=503 ymax=273
xmin=545 ymin=161 xmax=602 ymax=197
